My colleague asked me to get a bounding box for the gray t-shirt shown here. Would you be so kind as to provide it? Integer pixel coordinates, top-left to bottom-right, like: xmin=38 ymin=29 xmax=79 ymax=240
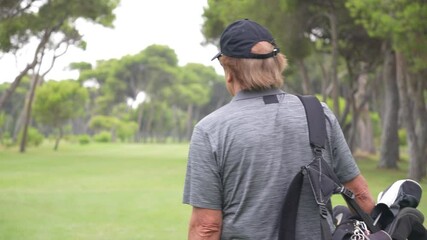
xmin=183 ymin=88 xmax=360 ymax=240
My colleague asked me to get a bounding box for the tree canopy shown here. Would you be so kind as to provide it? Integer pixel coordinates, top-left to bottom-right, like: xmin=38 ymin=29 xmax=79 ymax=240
xmin=33 ymin=80 xmax=88 ymax=150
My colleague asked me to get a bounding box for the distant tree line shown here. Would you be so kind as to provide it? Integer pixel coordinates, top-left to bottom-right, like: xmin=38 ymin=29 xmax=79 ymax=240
xmin=0 ymin=0 xmax=229 ymax=152
xmin=0 ymin=44 xmax=229 ymax=149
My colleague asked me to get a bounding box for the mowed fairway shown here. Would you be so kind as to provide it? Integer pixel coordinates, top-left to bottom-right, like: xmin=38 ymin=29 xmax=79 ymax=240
xmin=1 ymin=143 xmax=426 ymax=240
xmin=0 ymin=143 xmax=191 ymax=240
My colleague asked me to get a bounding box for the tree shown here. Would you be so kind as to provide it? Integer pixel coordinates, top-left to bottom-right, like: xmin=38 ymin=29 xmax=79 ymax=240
xmin=73 ymin=43 xmax=225 ymax=143
xmin=0 ymin=77 xmax=31 ymax=143
xmin=347 ymin=0 xmax=427 ymax=180
xmin=89 ymin=115 xmax=122 ymax=142
xmin=174 ymin=64 xmax=213 ymax=140
xmin=0 ymin=0 xmax=119 ymax=152
xmin=0 ymin=0 xmax=119 ymax=109
xmin=33 ymin=80 xmax=88 ymax=150
xmin=124 ymin=45 xmax=179 ymax=141
xmin=377 ymin=44 xmax=399 ymax=168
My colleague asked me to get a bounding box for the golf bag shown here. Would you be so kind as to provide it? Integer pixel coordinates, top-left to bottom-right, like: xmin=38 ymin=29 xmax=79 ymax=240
xmin=277 ymin=95 xmax=418 ymax=240
xmin=373 ymin=179 xmax=423 ymax=229
xmin=333 ymin=179 xmax=426 ymax=240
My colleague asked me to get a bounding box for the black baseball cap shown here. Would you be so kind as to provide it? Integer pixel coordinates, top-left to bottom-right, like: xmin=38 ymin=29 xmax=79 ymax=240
xmin=211 ymin=19 xmax=280 ymax=61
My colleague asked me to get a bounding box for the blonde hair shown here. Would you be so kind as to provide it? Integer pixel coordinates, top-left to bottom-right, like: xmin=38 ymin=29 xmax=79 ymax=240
xmin=219 ymin=41 xmax=288 ymax=91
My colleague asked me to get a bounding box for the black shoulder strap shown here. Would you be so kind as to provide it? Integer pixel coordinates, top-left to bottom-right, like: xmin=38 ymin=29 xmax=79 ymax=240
xmin=299 ymin=95 xmax=379 ymax=233
xmin=297 ymin=95 xmax=327 ymax=149
xmin=299 ymin=95 xmax=332 ymax=240
xmin=279 ymin=95 xmax=328 ymax=240
xmin=278 ymin=170 xmax=304 ymax=240
xmin=278 ymin=95 xmax=379 ymax=240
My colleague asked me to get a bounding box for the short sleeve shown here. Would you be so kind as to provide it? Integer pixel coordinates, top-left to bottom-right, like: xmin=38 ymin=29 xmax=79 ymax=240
xmin=183 ymin=126 xmax=223 ymax=210
xmin=322 ymin=103 xmax=360 ymax=183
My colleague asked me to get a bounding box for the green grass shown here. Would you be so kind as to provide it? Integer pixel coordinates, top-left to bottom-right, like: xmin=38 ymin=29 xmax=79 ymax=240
xmin=0 ymin=143 xmax=191 ymax=240
xmin=0 ymin=143 xmax=426 ymax=239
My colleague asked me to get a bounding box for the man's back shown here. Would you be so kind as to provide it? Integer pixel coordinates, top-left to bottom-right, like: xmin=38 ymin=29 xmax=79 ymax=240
xmin=183 ymin=89 xmax=360 ymax=239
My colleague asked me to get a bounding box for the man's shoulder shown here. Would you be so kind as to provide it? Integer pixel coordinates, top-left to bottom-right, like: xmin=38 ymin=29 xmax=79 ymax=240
xmin=195 ymin=102 xmax=234 ymax=130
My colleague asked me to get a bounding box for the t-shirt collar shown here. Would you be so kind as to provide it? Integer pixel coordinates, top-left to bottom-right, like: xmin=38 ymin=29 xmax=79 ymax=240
xmin=232 ymin=88 xmax=285 ymax=102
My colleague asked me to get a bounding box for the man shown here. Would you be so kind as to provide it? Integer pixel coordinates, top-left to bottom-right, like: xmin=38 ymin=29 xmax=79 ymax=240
xmin=183 ymin=19 xmax=375 ymax=240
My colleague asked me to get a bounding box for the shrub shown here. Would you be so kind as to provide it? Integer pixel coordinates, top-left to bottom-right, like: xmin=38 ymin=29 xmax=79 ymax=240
xmin=89 ymin=115 xmax=119 ymax=132
xmin=370 ymin=112 xmax=382 ymax=139
xmin=78 ymin=134 xmax=91 ymax=145
xmin=62 ymin=134 xmax=76 ymax=143
xmin=398 ymin=129 xmax=407 ymax=146
xmin=18 ymin=127 xmax=44 ymax=147
xmin=93 ymin=131 xmax=111 ymax=143
xmin=117 ymin=121 xmax=138 ymax=142
xmin=1 ymin=132 xmax=15 ymax=148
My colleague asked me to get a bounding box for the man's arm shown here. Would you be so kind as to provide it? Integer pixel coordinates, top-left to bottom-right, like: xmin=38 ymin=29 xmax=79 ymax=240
xmin=343 ymin=174 xmax=375 ymax=214
xmin=188 ymin=207 xmax=222 ymax=240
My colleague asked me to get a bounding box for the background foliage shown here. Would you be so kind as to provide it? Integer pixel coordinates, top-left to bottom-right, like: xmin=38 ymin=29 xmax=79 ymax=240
xmin=0 ymin=0 xmax=426 ymax=179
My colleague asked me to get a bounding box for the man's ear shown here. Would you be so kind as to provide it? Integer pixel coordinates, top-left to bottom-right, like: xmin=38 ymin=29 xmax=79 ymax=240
xmin=226 ymin=72 xmax=233 ymax=83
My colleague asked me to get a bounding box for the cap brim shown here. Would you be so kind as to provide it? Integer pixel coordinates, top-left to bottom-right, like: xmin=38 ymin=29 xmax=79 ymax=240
xmin=211 ymin=52 xmax=222 ymax=61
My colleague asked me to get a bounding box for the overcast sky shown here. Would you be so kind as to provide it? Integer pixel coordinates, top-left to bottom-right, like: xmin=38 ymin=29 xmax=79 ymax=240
xmin=0 ymin=0 xmax=223 ymax=83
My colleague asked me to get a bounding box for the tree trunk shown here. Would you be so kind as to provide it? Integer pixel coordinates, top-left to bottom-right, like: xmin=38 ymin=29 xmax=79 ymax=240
xmin=171 ymin=105 xmax=181 ymax=142
xmin=193 ymin=107 xmax=201 ymax=126
xmin=409 ymin=73 xmax=427 ymax=178
xmin=319 ymin=54 xmax=330 ymax=102
xmin=54 ymin=126 xmax=63 ymax=151
xmin=19 ymin=38 xmax=60 ymax=152
xmin=0 ymin=62 xmax=37 ymax=110
xmin=372 ymin=70 xmax=384 ymax=122
xmin=135 ymin=104 xmax=144 ymax=142
xmin=355 ymin=69 xmax=376 ymax=154
xmin=412 ymin=76 xmax=427 ymax=177
xmin=378 ymin=45 xmax=399 ymax=168
xmin=110 ymin=128 xmax=116 ymax=143
xmin=13 ymin=104 xmax=26 ymax=142
xmin=348 ymin=69 xmax=375 ymax=154
xmin=186 ymin=103 xmax=194 ymax=141
xmin=395 ymin=52 xmax=422 ymax=181
xmin=342 ymin=59 xmax=355 ymax=144
xmin=357 ymin=109 xmax=376 ymax=154
xmin=19 ymin=74 xmax=41 ymax=153
xmin=329 ymin=11 xmax=340 ymax=118
xmin=71 ymin=117 xmax=86 ymax=135
xmin=296 ymin=59 xmax=312 ymax=95
xmin=142 ymin=105 xmax=155 ymax=143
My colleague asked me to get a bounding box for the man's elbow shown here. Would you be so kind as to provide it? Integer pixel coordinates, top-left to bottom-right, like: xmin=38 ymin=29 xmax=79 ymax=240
xmin=190 ymin=221 xmax=222 ymax=239
xmin=344 ymin=174 xmax=375 ymax=214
